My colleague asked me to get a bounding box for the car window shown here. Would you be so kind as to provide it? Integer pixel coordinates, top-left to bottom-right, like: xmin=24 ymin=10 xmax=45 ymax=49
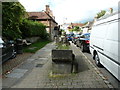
xmin=75 ymin=34 xmax=80 ymax=37
xmin=80 ymin=34 xmax=90 ymax=38
xmin=84 ymin=34 xmax=90 ymax=38
xmin=80 ymin=35 xmax=85 ymax=38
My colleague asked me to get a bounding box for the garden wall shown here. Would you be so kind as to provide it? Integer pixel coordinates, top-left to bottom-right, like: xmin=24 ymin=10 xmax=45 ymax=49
xmin=25 ymin=37 xmax=40 ymax=43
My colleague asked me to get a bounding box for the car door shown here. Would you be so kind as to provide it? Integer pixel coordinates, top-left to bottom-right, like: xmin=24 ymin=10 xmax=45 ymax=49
xmin=2 ymin=42 xmax=9 ymax=62
xmin=2 ymin=41 xmax=14 ymax=63
xmin=79 ymin=35 xmax=85 ymax=47
xmin=0 ymin=43 xmax=3 ymax=64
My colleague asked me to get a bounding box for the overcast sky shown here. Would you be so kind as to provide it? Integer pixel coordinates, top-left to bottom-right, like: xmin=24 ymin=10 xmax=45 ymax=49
xmin=19 ymin=0 xmax=119 ymax=24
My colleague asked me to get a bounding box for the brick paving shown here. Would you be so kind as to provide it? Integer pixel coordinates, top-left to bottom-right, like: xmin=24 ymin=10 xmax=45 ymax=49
xmin=2 ymin=42 xmax=113 ymax=88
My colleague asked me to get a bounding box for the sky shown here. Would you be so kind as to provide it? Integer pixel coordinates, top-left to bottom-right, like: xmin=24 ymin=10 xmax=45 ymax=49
xmin=19 ymin=0 xmax=119 ymax=24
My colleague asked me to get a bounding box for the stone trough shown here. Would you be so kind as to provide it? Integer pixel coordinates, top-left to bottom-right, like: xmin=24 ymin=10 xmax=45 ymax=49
xmin=52 ymin=50 xmax=74 ymax=62
xmin=51 ymin=49 xmax=78 ymax=75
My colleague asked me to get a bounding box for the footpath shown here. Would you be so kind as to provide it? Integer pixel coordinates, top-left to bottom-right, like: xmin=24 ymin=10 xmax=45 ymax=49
xmin=2 ymin=42 xmax=113 ymax=88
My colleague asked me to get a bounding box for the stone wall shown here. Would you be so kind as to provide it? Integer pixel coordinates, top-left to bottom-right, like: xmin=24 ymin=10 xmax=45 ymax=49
xmin=25 ymin=37 xmax=40 ymax=43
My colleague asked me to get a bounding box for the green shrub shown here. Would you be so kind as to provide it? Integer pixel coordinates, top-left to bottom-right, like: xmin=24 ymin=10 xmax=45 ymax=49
xmin=2 ymin=2 xmax=26 ymax=40
xmin=96 ymin=10 xmax=106 ymax=19
xmin=20 ymin=19 xmax=48 ymax=39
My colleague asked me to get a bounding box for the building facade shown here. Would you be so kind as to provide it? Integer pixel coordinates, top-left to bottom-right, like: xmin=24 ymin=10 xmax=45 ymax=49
xmin=82 ymin=21 xmax=94 ymax=33
xmin=27 ymin=5 xmax=58 ymax=40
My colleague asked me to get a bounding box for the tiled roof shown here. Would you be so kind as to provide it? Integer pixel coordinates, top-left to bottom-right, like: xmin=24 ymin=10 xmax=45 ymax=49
xmin=71 ymin=23 xmax=84 ymax=27
xmin=27 ymin=12 xmax=51 ymax=19
xmin=27 ymin=12 xmax=58 ymax=24
xmin=82 ymin=21 xmax=94 ymax=28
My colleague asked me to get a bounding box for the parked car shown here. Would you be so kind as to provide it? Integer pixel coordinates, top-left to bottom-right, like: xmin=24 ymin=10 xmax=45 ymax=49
xmin=0 ymin=37 xmax=16 ymax=64
xmin=66 ymin=34 xmax=72 ymax=41
xmin=76 ymin=33 xmax=90 ymax=52
xmin=72 ymin=34 xmax=81 ymax=44
xmin=90 ymin=11 xmax=120 ymax=81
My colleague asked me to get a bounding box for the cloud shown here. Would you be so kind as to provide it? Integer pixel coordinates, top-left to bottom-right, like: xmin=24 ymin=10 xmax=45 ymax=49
xmin=53 ymin=0 xmax=119 ymax=24
xmin=19 ymin=0 xmax=119 ymax=24
xmin=19 ymin=0 xmax=40 ymax=11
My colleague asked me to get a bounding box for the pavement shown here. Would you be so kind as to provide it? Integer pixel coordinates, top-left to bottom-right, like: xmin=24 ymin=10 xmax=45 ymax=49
xmin=2 ymin=42 xmax=114 ymax=88
xmin=2 ymin=53 xmax=33 ymax=75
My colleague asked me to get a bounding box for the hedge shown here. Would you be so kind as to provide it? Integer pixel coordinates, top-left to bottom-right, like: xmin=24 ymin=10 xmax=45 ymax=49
xmin=20 ymin=19 xmax=48 ymax=39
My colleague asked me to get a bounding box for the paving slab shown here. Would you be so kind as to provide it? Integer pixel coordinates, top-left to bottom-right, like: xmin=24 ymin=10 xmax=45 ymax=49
xmin=6 ymin=69 xmax=28 ymax=79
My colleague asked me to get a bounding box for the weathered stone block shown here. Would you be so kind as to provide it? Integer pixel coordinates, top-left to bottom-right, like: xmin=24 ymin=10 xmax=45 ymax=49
xmin=51 ymin=49 xmax=77 ymax=74
xmin=25 ymin=37 xmax=40 ymax=43
xmin=52 ymin=62 xmax=72 ymax=74
xmin=52 ymin=49 xmax=73 ymax=62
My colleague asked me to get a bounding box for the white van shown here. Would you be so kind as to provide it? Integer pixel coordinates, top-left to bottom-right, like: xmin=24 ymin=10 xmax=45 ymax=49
xmin=90 ymin=11 xmax=120 ymax=81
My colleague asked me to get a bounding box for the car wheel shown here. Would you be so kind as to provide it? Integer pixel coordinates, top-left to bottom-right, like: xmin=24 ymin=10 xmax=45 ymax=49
xmin=74 ymin=41 xmax=76 ymax=44
xmin=81 ymin=44 xmax=85 ymax=52
xmin=95 ymin=53 xmax=102 ymax=67
xmin=76 ymin=44 xmax=79 ymax=47
xmin=11 ymin=49 xmax=16 ymax=59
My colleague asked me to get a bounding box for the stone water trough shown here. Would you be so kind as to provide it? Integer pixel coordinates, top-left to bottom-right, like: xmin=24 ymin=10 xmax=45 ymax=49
xmin=52 ymin=50 xmax=74 ymax=62
xmin=52 ymin=49 xmax=78 ymax=75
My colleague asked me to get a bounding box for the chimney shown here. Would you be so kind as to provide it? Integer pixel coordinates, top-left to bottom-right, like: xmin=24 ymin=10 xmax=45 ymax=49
xmin=46 ymin=5 xmax=50 ymax=14
xmin=109 ymin=8 xmax=113 ymax=14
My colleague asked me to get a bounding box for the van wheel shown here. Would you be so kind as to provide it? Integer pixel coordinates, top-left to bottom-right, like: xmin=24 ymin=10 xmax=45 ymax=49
xmin=95 ymin=53 xmax=101 ymax=67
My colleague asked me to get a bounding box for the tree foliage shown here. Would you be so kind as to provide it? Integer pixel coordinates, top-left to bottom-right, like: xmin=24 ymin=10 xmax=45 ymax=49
xmin=83 ymin=22 xmax=88 ymax=25
xmin=2 ymin=2 xmax=26 ymax=40
xmin=96 ymin=10 xmax=106 ymax=19
xmin=69 ymin=26 xmax=81 ymax=32
xmin=2 ymin=2 xmax=48 ymax=40
xmin=74 ymin=26 xmax=79 ymax=31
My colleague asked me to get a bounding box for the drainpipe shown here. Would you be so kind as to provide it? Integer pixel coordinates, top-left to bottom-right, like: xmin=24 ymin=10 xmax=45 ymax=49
xmin=49 ymin=19 xmax=52 ymax=41
xmin=42 ymin=10 xmax=52 ymax=40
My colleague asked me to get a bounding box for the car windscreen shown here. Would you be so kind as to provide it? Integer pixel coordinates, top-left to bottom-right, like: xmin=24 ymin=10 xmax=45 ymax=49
xmin=84 ymin=34 xmax=90 ymax=38
xmin=75 ymin=35 xmax=80 ymax=37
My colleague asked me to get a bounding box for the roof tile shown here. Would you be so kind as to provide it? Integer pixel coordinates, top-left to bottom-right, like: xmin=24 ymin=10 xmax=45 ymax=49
xmin=27 ymin=12 xmax=50 ymax=19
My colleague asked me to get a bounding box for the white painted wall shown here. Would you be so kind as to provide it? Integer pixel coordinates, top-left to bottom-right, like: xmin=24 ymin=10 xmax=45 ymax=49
xmin=82 ymin=28 xmax=88 ymax=33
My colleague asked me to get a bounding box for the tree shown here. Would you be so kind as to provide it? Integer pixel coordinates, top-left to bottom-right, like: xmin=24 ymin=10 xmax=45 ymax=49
xmin=2 ymin=2 xmax=26 ymax=40
xmin=73 ymin=26 xmax=80 ymax=31
xmin=84 ymin=22 xmax=88 ymax=25
xmin=96 ymin=10 xmax=106 ymax=19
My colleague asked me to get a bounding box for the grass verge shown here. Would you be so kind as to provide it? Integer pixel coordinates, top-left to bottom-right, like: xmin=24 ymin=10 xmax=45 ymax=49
xmin=56 ymin=43 xmax=70 ymax=50
xmin=23 ymin=40 xmax=51 ymax=53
